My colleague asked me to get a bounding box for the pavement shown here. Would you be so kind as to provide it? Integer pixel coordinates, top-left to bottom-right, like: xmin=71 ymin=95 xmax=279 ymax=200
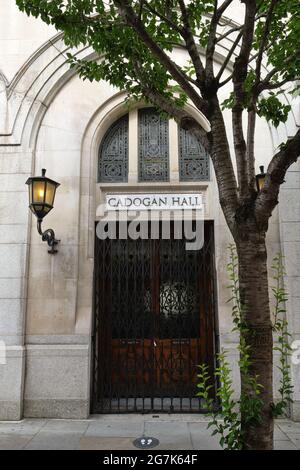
xmin=0 ymin=415 xmax=299 ymax=450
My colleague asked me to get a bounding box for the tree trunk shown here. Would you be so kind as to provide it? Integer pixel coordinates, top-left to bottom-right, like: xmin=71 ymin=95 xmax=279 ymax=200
xmin=235 ymin=227 xmax=274 ymax=450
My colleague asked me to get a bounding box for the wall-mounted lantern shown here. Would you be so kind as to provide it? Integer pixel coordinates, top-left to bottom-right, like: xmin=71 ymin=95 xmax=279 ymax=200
xmin=256 ymin=165 xmax=266 ymax=192
xmin=26 ymin=169 xmax=60 ymax=254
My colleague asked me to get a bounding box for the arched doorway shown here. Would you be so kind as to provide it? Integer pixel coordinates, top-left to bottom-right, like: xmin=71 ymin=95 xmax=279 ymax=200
xmin=91 ymin=107 xmax=217 ymax=413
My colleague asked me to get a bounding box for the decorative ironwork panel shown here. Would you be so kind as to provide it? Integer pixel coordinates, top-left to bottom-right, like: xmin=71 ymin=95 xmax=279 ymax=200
xmin=138 ymin=108 xmax=169 ymax=181
xmin=179 ymin=127 xmax=210 ymax=181
xmin=92 ymin=222 xmax=217 ymax=413
xmin=98 ymin=115 xmax=128 ymax=182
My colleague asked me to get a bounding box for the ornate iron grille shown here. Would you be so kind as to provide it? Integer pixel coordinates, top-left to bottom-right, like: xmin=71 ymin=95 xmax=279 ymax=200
xmin=179 ymin=126 xmax=210 ymax=181
xmin=138 ymin=108 xmax=169 ymax=182
xmin=92 ymin=222 xmax=217 ymax=413
xmin=98 ymin=115 xmax=128 ymax=182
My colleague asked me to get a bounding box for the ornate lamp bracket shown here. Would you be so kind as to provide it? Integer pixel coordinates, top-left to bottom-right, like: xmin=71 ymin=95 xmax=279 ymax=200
xmin=37 ymin=219 xmax=60 ymax=254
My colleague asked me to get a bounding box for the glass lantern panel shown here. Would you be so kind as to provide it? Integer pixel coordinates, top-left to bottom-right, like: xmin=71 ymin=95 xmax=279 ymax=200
xmin=45 ymin=182 xmax=56 ymax=207
xmin=257 ymin=177 xmax=265 ymax=191
xmin=33 ymin=180 xmax=46 ymax=203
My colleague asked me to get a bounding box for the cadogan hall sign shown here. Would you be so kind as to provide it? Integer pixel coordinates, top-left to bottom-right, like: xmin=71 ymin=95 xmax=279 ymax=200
xmin=106 ymin=193 xmax=204 ymax=211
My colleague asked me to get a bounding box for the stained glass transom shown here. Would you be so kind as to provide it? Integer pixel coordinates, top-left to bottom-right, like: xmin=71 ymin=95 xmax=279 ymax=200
xmin=138 ymin=108 xmax=169 ymax=182
xmin=98 ymin=115 xmax=128 ymax=182
xmin=179 ymin=127 xmax=210 ymax=181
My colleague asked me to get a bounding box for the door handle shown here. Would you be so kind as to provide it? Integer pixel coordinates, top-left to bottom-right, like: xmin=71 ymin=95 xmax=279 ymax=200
xmin=121 ymin=339 xmax=141 ymax=345
xmin=172 ymin=339 xmax=190 ymax=345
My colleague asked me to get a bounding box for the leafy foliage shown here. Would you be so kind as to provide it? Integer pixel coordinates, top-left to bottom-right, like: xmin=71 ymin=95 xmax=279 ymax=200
xmin=271 ymin=254 xmax=293 ymax=417
xmin=197 ymin=357 xmax=243 ymax=450
xmin=16 ymin=0 xmax=300 ymax=128
xmin=254 ymin=1 xmax=300 ymax=90
xmin=257 ymin=95 xmax=291 ymax=128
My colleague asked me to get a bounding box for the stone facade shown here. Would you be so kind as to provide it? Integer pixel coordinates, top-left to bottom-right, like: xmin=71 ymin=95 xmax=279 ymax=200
xmin=0 ymin=1 xmax=299 ymax=420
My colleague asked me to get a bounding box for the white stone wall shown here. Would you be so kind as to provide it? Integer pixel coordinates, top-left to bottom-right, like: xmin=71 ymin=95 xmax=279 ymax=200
xmin=278 ymin=93 xmax=300 ymax=419
xmin=0 ymin=1 xmax=298 ymax=420
xmin=0 ymin=0 xmax=48 ymax=419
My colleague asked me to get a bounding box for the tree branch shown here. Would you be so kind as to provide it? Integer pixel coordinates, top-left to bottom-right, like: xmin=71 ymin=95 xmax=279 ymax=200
xmin=178 ymin=0 xmax=206 ymax=87
xmin=216 ymin=13 xmax=270 ymax=86
xmin=216 ymin=30 xmax=243 ymax=84
xmin=114 ymin=0 xmax=209 ymax=115
xmin=219 ymin=72 xmax=234 ymax=87
xmin=255 ymin=129 xmax=300 ymax=226
xmin=232 ymin=0 xmax=257 ymax=199
xmin=216 ymin=0 xmax=234 ymax=18
xmin=246 ymin=108 xmax=256 ymax=188
xmin=233 ymin=0 xmax=257 ymax=85
xmin=206 ymin=2 xmax=219 ymax=80
xmin=260 ymin=76 xmax=300 ymax=91
xmin=131 ymin=58 xmax=210 ymax=148
xmin=215 ymin=23 xmax=242 ymax=43
xmin=258 ymin=49 xmax=300 ymax=90
xmin=209 ymin=97 xmax=239 ymax=227
xmin=143 ymin=1 xmax=183 ymax=34
xmin=255 ymin=0 xmax=278 ymax=85
xmin=215 ymin=12 xmax=266 ymax=44
xmin=232 ymin=105 xmax=248 ymax=194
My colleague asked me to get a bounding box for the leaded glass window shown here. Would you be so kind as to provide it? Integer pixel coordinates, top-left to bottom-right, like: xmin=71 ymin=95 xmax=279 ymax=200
xmin=98 ymin=115 xmax=128 ymax=182
xmin=179 ymin=127 xmax=210 ymax=181
xmin=138 ymin=108 xmax=169 ymax=182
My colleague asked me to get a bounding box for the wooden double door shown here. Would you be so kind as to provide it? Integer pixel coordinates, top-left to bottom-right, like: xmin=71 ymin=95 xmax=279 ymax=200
xmin=92 ymin=222 xmax=216 ymax=412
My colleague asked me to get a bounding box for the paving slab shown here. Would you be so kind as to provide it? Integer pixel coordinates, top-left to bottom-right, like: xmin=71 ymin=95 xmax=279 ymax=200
xmin=288 ymin=439 xmax=300 ymax=449
xmin=274 ymin=440 xmax=298 ymax=450
xmin=144 ymin=420 xmax=190 ymax=435
xmin=0 ymin=434 xmax=33 ymax=450
xmin=85 ymin=420 xmax=143 ymax=438
xmin=144 ymin=421 xmax=193 ymax=450
xmin=273 ymin=424 xmax=290 ymax=441
xmin=79 ymin=437 xmax=137 ymax=450
xmin=277 ymin=420 xmax=300 ymax=434
xmin=24 ymin=431 xmax=82 ymax=450
xmin=154 ymin=440 xmax=193 ymax=450
xmin=188 ymin=422 xmax=221 ymax=450
xmin=0 ymin=419 xmax=46 ymax=436
xmin=41 ymin=419 xmax=89 ymax=434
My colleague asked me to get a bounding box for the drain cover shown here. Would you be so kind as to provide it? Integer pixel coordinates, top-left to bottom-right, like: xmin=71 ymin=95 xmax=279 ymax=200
xmin=133 ymin=437 xmax=159 ymax=449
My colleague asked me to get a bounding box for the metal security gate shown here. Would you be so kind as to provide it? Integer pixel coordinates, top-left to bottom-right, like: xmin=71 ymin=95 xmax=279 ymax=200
xmin=91 ymin=221 xmax=217 ymax=413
